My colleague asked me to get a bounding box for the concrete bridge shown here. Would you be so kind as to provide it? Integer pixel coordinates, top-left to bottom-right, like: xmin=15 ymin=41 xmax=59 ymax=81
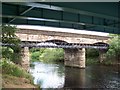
xmin=15 ymin=29 xmax=110 ymax=70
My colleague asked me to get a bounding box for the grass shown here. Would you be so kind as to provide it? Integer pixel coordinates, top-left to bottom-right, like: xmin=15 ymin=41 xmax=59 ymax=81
xmin=1 ymin=59 xmax=40 ymax=88
xmin=2 ymin=74 xmax=39 ymax=88
xmin=1 ymin=59 xmax=33 ymax=83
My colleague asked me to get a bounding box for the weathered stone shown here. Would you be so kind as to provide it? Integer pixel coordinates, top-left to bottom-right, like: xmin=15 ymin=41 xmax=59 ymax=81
xmin=16 ymin=29 xmax=110 ymax=44
xmin=99 ymin=52 xmax=106 ymax=63
xmin=21 ymin=47 xmax=30 ymax=71
xmin=64 ymin=48 xmax=86 ymax=68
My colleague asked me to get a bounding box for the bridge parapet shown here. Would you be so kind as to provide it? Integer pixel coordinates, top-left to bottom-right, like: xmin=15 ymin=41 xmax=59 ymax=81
xmin=16 ymin=29 xmax=110 ymax=44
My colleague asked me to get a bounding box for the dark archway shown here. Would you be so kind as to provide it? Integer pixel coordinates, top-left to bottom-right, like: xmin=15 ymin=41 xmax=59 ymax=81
xmin=45 ymin=39 xmax=68 ymax=45
xmin=93 ymin=42 xmax=109 ymax=53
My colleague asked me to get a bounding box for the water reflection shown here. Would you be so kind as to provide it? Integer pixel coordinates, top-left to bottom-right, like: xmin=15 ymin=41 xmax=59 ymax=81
xmin=30 ymin=62 xmax=120 ymax=89
xmin=30 ymin=62 xmax=65 ymax=88
xmin=64 ymin=67 xmax=86 ymax=88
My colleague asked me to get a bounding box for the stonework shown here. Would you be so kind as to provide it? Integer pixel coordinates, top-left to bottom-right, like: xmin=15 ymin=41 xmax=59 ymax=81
xmin=99 ymin=52 xmax=106 ymax=63
xmin=64 ymin=48 xmax=86 ymax=68
xmin=21 ymin=47 xmax=30 ymax=71
xmin=17 ymin=29 xmax=110 ymax=69
xmin=16 ymin=29 xmax=110 ymax=44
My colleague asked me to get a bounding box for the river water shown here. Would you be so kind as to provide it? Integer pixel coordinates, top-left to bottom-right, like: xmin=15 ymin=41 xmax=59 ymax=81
xmin=30 ymin=62 xmax=120 ymax=89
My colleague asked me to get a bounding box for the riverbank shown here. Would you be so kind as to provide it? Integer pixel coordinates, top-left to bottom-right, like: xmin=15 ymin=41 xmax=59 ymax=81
xmin=1 ymin=59 xmax=39 ymax=89
xmin=2 ymin=74 xmax=38 ymax=88
xmin=86 ymin=58 xmax=120 ymax=66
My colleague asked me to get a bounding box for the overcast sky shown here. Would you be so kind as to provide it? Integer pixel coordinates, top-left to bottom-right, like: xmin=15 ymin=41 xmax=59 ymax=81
xmin=17 ymin=25 xmax=109 ymax=36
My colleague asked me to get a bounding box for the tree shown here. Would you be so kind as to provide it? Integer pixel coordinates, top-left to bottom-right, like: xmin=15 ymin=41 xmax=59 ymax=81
xmin=1 ymin=24 xmax=21 ymax=64
xmin=106 ymin=34 xmax=120 ymax=63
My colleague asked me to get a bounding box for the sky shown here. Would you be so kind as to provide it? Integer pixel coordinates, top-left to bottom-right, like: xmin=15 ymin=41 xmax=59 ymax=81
xmin=16 ymin=25 xmax=109 ymax=36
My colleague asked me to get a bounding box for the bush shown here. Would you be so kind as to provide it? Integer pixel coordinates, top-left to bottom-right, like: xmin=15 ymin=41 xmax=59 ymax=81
xmin=39 ymin=48 xmax=64 ymax=63
xmin=1 ymin=25 xmax=21 ymax=64
xmin=1 ymin=59 xmax=33 ymax=82
xmin=86 ymin=58 xmax=99 ymax=65
xmin=30 ymin=51 xmax=40 ymax=62
xmin=30 ymin=48 xmax=46 ymax=62
xmin=30 ymin=48 xmax=64 ymax=63
xmin=106 ymin=34 xmax=120 ymax=62
xmin=86 ymin=48 xmax=99 ymax=58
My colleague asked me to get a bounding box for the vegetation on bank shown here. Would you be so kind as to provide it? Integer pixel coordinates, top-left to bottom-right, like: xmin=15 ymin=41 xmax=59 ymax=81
xmin=1 ymin=25 xmax=36 ymax=88
xmin=1 ymin=25 xmax=22 ymax=64
xmin=105 ymin=34 xmax=120 ymax=63
xmin=30 ymin=48 xmax=64 ymax=63
xmin=0 ymin=58 xmax=38 ymax=88
xmin=86 ymin=34 xmax=120 ymax=65
xmin=2 ymin=74 xmax=37 ymax=88
xmin=1 ymin=59 xmax=33 ymax=81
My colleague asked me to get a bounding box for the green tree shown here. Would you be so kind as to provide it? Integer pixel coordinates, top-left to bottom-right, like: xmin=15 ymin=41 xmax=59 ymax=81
xmin=106 ymin=34 xmax=120 ymax=62
xmin=86 ymin=48 xmax=99 ymax=58
xmin=1 ymin=24 xmax=21 ymax=64
xmin=30 ymin=48 xmax=45 ymax=62
xmin=39 ymin=48 xmax=64 ymax=63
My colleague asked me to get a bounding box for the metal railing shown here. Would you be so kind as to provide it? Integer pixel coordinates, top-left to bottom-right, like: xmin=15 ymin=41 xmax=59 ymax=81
xmin=0 ymin=42 xmax=109 ymax=49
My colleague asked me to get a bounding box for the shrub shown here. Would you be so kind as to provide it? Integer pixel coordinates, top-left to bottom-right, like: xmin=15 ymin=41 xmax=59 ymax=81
xmin=1 ymin=59 xmax=33 ymax=83
xmin=86 ymin=48 xmax=99 ymax=58
xmin=39 ymin=48 xmax=64 ymax=63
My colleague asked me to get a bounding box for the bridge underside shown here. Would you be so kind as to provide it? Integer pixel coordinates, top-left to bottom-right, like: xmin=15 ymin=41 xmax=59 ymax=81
xmin=2 ymin=2 xmax=120 ymax=34
xmin=2 ymin=2 xmax=116 ymax=70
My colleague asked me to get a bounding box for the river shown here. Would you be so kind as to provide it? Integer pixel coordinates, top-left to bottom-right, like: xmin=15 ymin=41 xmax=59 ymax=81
xmin=30 ymin=62 xmax=119 ymax=89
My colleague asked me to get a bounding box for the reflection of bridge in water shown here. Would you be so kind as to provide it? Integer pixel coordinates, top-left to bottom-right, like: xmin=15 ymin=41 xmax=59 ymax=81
xmin=2 ymin=29 xmax=110 ymax=70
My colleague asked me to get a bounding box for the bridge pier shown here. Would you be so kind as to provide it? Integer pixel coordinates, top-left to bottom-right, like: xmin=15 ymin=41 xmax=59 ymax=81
xmin=64 ymin=48 xmax=86 ymax=68
xmin=99 ymin=49 xmax=108 ymax=63
xmin=99 ymin=51 xmax=106 ymax=63
xmin=21 ymin=47 xmax=30 ymax=71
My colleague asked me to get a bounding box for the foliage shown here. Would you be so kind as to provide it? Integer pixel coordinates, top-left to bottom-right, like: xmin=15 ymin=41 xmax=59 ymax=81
xmin=31 ymin=51 xmax=40 ymax=62
xmin=86 ymin=48 xmax=99 ymax=58
xmin=86 ymin=58 xmax=99 ymax=65
xmin=1 ymin=58 xmax=33 ymax=82
xmin=101 ymin=59 xmax=113 ymax=65
xmin=1 ymin=47 xmax=13 ymax=60
xmin=39 ymin=48 xmax=64 ymax=63
xmin=30 ymin=48 xmax=64 ymax=63
xmin=106 ymin=34 xmax=120 ymax=62
xmin=30 ymin=48 xmax=45 ymax=62
xmin=1 ymin=24 xmax=21 ymax=64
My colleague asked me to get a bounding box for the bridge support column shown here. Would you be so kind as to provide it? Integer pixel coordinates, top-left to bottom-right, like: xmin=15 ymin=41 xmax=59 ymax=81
xmin=64 ymin=48 xmax=85 ymax=68
xmin=99 ymin=51 xmax=106 ymax=63
xmin=99 ymin=49 xmax=107 ymax=63
xmin=21 ymin=47 xmax=30 ymax=71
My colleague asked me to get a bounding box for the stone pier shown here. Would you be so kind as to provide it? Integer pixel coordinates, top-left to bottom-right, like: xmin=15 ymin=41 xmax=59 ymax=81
xmin=99 ymin=49 xmax=108 ymax=63
xmin=21 ymin=47 xmax=30 ymax=71
xmin=64 ymin=48 xmax=86 ymax=68
xmin=99 ymin=51 xmax=106 ymax=63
